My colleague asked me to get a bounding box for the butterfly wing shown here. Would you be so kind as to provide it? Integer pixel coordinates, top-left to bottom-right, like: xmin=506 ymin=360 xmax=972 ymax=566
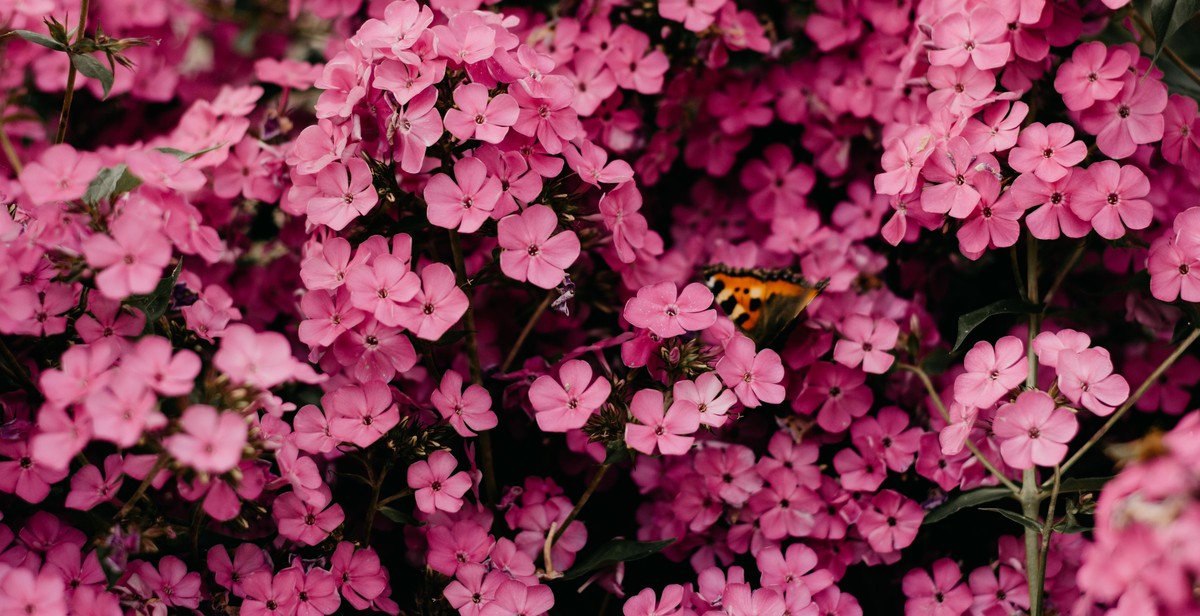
xmin=703 ymin=266 xmax=826 ymax=346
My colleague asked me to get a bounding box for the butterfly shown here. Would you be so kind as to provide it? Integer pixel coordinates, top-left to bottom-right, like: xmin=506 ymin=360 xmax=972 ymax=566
xmin=702 ymin=265 xmax=828 ymax=346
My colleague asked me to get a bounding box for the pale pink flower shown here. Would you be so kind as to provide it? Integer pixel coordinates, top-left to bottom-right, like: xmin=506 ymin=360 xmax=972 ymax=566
xmin=625 ymin=388 xmax=700 ymax=456
xmin=396 ymin=263 xmax=469 ymax=341
xmin=407 ymin=450 xmax=472 ymax=514
xmin=715 ymin=335 xmax=786 ymax=407
xmin=833 ymin=314 xmax=899 ymax=374
xmin=1056 ymin=349 xmax=1130 ymax=416
xmin=165 ymin=405 xmax=248 ymax=474
xmin=498 ymin=204 xmax=580 ymax=289
xmin=992 ymin=390 xmax=1078 ymax=469
xmin=444 ymin=83 xmax=519 ymax=144
xmin=529 ymin=359 xmax=612 ymax=432
xmin=423 ymin=157 xmax=502 ymax=233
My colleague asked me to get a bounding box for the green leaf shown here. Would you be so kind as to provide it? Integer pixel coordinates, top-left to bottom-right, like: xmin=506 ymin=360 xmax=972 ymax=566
xmin=920 ymin=349 xmax=954 ymax=376
xmin=82 ymin=164 xmax=142 ymax=206
xmin=923 ymin=487 xmax=1012 ymax=525
xmin=980 ymin=507 xmax=1044 ymax=532
xmin=155 ymin=143 xmax=225 ymax=162
xmin=951 ymin=298 xmax=1038 ymax=352
xmin=1056 ymin=476 xmax=1113 ymax=494
xmin=125 ymin=259 xmax=182 ymax=333
xmin=378 ymin=506 xmax=422 ymax=526
xmin=559 ymin=539 xmax=673 ymax=581
xmin=71 ymin=54 xmax=114 ymax=99
xmin=9 ymin=30 xmax=67 ymax=51
xmin=1150 ymin=0 xmax=1200 ymax=69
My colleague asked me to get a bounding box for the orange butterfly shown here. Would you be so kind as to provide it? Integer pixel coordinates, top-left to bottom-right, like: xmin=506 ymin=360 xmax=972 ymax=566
xmin=702 ymin=265 xmax=827 ymax=346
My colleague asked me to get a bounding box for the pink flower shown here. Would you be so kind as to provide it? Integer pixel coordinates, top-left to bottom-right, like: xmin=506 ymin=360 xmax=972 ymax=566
xmin=242 ymin=569 xmax=302 ymax=616
xmin=65 ymin=454 xmax=123 ymax=510
xmin=955 ymin=174 xmax=1026 ymax=258
xmin=165 ymin=405 xmax=248 ymax=474
xmin=563 ymin=139 xmax=634 ymax=186
xmin=1056 ymin=348 xmax=1129 ymax=416
xmin=357 ymin=0 xmax=433 ymax=60
xmin=875 ymin=127 xmax=934 ymax=196
xmin=306 ymin=159 xmax=379 ymax=231
xmin=295 ymin=567 xmax=340 ymax=616
xmin=1070 ymin=161 xmax=1153 ymax=240
xmin=0 ymin=440 xmax=68 ymax=503
xmin=623 ymin=281 xmax=717 ymax=339
xmin=331 ymin=543 xmax=388 ymax=609
xmin=444 ymin=83 xmax=519 ymax=144
xmin=598 ymin=182 xmax=651 ymax=264
xmin=433 ymin=13 xmax=497 ymax=65
xmin=953 ymin=336 xmax=1028 ymax=409
xmin=902 ymin=559 xmax=973 ymax=616
xmin=126 ymin=149 xmax=206 ymax=192
xmin=757 ymin=543 xmax=834 ymax=597
xmin=345 ymin=255 xmax=419 ymax=327
xmin=659 ymin=0 xmax=725 ymax=31
xmin=1008 ymin=123 xmax=1087 ymax=182
xmin=391 ymin=88 xmax=444 ymax=174
xmin=208 ymin=543 xmax=270 ymax=597
xmin=673 ymin=372 xmax=736 ymax=428
xmin=327 ymin=381 xmax=400 ymax=448
xmin=214 ymin=324 xmax=322 ymax=389
xmin=929 ymin=7 xmax=1011 ymax=70
xmin=407 ymin=450 xmax=472 ymax=514
xmin=423 ymin=157 xmax=502 ymax=233
xmin=1009 ymin=170 xmax=1091 ymax=240
xmin=529 ymin=359 xmax=612 ymax=432
xmin=444 ymin=564 xmax=504 ymax=616
xmin=623 ymin=585 xmax=684 ymax=616
xmin=0 ymin=568 xmax=68 ymax=615
xmin=748 ymin=468 xmax=821 ymax=539
xmin=396 ymin=263 xmax=469 ymax=341
xmin=82 ymin=214 xmax=173 ymax=300
xmin=18 ymin=144 xmax=102 ymax=205
xmin=273 ymin=492 xmax=345 ymax=546
xmin=833 ymin=314 xmax=899 ymax=374
xmin=494 ymin=580 xmax=554 ymax=616
xmin=852 ymin=406 xmax=923 ymax=472
xmin=1148 ymin=237 xmax=1200 ymax=302
xmin=859 ymin=489 xmax=921 ymax=552
xmin=431 ymin=370 xmax=496 ymax=437
xmin=625 ymin=388 xmax=700 ymax=455
xmin=1079 ymin=73 xmax=1167 ymax=160
xmin=133 ymin=556 xmax=202 ymax=609
xmin=793 ymin=361 xmax=874 ymax=433
xmin=299 ymin=288 xmax=366 ymax=348
xmin=498 ymin=204 xmax=581 ymax=289
xmin=1054 ymin=42 xmax=1131 ymax=111
xmin=992 ymin=391 xmax=1078 ymax=469
xmin=921 ymin=137 xmax=987 ymax=219
xmin=1031 ymin=329 xmax=1092 ymax=369
xmin=716 ymin=335 xmax=786 ymax=407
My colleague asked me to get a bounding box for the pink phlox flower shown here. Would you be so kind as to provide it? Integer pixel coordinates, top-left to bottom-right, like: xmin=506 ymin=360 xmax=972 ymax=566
xmin=494 ymin=580 xmax=554 ymax=616
xmin=408 ymin=449 xmax=472 ymax=515
xmin=599 ymin=182 xmax=652 ymax=264
xmin=925 ymin=63 xmax=996 ymax=116
xmin=65 ymin=454 xmax=124 ymax=510
xmin=875 ymin=127 xmax=934 ymax=196
xmin=242 ymin=568 xmax=303 ymax=616
xmin=433 ymin=13 xmax=498 ymax=65
xmin=792 ymin=361 xmax=874 ymax=433
xmin=747 ymin=468 xmax=821 ymax=540
xmin=81 ymin=211 xmax=173 ymax=300
xmin=624 ymin=281 xmax=717 ymax=339
xmin=306 ymin=158 xmax=379 ymax=231
xmin=444 ymin=82 xmax=519 ymax=144
xmin=1054 ymin=42 xmax=1131 ymax=111
xmin=952 ymin=336 xmax=1028 ymax=409
xmin=390 ymin=87 xmax=444 ymax=174
xmin=1149 ymin=235 xmax=1200 ymax=303
xmin=955 ymin=173 xmax=1026 ymax=259
xmin=444 ymin=563 xmax=505 ymax=616
xmin=833 ymin=445 xmax=888 ymax=492
xmin=833 ymin=313 xmax=899 ymax=374
xmin=75 ymin=296 xmax=145 ymax=350
xmin=1079 ymin=73 xmax=1167 ymax=160
xmin=673 ymin=372 xmax=736 ymax=429
xmin=431 ymin=370 xmax=497 ymax=437
xmin=125 ymin=149 xmax=207 ymax=193
xmin=1069 ymin=161 xmax=1153 ymax=240
xmin=356 ymin=0 xmax=433 ymax=61
xmin=529 ymin=359 xmax=612 ymax=432
xmin=624 ymin=388 xmax=700 ymax=456
xmin=715 ymin=335 xmax=786 ymax=408
xmin=165 ymin=405 xmax=248 ymax=474
xmin=423 ymin=157 xmax=502 ymax=233
xmin=18 ymin=144 xmax=102 ymax=205
xmin=214 ymin=324 xmax=324 ymax=389
xmin=1008 ymin=122 xmax=1087 ymax=182
xmin=300 ymin=236 xmax=355 ymax=290
xmin=1031 ymin=329 xmax=1092 ymax=369
xmin=131 ymin=556 xmax=203 ymax=609
xmin=563 ymin=139 xmax=634 ymax=186
xmin=992 ymin=390 xmax=1078 ymax=469
xmin=1162 ymin=94 xmax=1200 ymax=172
xmin=966 ymin=565 xmax=1029 ymax=615
xmin=425 ymin=520 xmax=495 ymax=576
xmin=695 ymin=444 xmax=761 ymax=506
xmin=0 ymin=568 xmax=68 ymax=616
xmin=622 ymin=585 xmax=685 ymax=616
xmin=498 ymin=204 xmax=581 ymax=289
xmin=273 ymin=491 xmax=345 ymax=546
xmin=1056 ymin=348 xmax=1129 ymax=416
xmin=331 ymin=543 xmax=388 ymax=609
xmin=607 ymin=25 xmax=670 ymax=94
xmin=395 ymin=263 xmax=469 ymax=341
xmin=327 ymin=381 xmax=400 ymax=448
xmin=902 ymin=559 xmax=973 ymax=616
xmin=929 ymin=7 xmax=1012 ymax=70
xmin=298 ymin=287 xmax=365 ymax=348
xmin=124 ymin=335 xmax=202 ymax=397
xmin=741 ymin=143 xmax=816 ymax=220
xmin=757 ymin=543 xmax=834 ymax=599
xmin=345 ymin=254 xmax=420 ymax=327
xmin=511 ymin=75 xmax=583 ymax=155
xmin=84 ymin=371 xmax=161 ymax=448
xmin=659 ymin=0 xmax=725 ymax=31
xmin=1009 ymin=169 xmax=1091 ymax=240
xmin=960 ymin=101 xmax=1029 ymax=153
xmin=921 ymin=137 xmax=990 ymax=219
xmin=851 ymin=406 xmax=923 ymax=472
xmin=860 ymin=489 xmax=927 ymax=553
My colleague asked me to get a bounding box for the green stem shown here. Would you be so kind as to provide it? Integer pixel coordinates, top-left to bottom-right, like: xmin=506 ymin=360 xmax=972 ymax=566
xmin=499 ymin=290 xmax=555 ymax=374
xmin=1041 ymin=241 xmax=1086 ymax=308
xmin=363 ymin=464 xmax=386 ymax=543
xmin=116 ymin=453 xmax=169 ymax=520
xmin=549 ymin=463 xmax=611 ymax=549
xmin=0 ymin=124 xmax=21 ymax=174
xmin=1021 ymin=469 xmax=1043 ymax=615
xmin=1035 ymin=466 xmax=1062 ymax=612
xmin=0 ymin=339 xmax=39 ymax=399
xmin=897 ymin=363 xmax=1020 ymax=493
xmin=448 ymin=229 xmax=497 ymax=505
xmin=1025 ymin=236 xmax=1039 ymax=389
xmin=378 ymin=488 xmax=414 ymax=507
xmin=1054 ymin=328 xmax=1200 ymax=482
xmin=54 ymin=0 xmax=90 ymax=145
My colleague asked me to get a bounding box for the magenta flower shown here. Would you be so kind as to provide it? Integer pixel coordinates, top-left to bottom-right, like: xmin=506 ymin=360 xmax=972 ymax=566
xmin=1031 ymin=328 xmax=1092 ymax=369
xmin=1056 ymin=348 xmax=1129 ymax=416
xmin=125 ymin=149 xmax=207 ymax=193
xmin=497 ymin=204 xmax=581 ymax=289
xmin=395 ymin=263 xmax=468 ymax=341
xmin=444 ymin=563 xmax=505 ymax=616
xmin=326 ymin=381 xmax=400 ymax=448
xmin=0 ymin=568 xmax=68 ymax=616
xmin=1078 ymin=73 xmax=1167 ymax=160
xmin=165 ymin=405 xmax=248 ymax=474
xmin=623 ymin=585 xmax=684 ymax=616
xmin=921 ymin=137 xmax=986 ymax=219
xmin=993 ymin=390 xmax=1078 ymax=469
xmin=1009 ymin=170 xmax=1091 ymax=241
xmin=306 ymin=158 xmax=379 ymax=231
xmin=747 ymin=468 xmax=821 ymax=539
xmin=423 ymin=157 xmax=502 ymax=233
xmin=902 ymin=559 xmax=973 ymax=616
xmin=793 ymin=361 xmax=875 ymax=433
xmin=65 ymin=454 xmax=123 ymax=511
xmin=356 ymin=0 xmax=433 ymax=60
xmin=242 ymin=569 xmax=302 ymax=616
xmin=1070 ymin=161 xmax=1152 ymax=240
xmin=659 ymin=0 xmax=725 ymax=31
xmin=1008 ymin=122 xmax=1087 ymax=182
xmin=756 ymin=543 xmax=834 ymax=597
xmin=273 ymin=492 xmax=345 ymax=546
xmin=1148 ymin=237 xmax=1200 ymax=302
xmin=598 ymin=182 xmax=652 ymax=264
xmin=716 ymin=335 xmax=786 ymax=408
xmin=851 ymin=406 xmax=923 ymax=472
xmin=391 ymin=87 xmax=444 ymax=174
xmin=81 ymin=213 xmax=173 ymax=300
xmin=955 ymin=174 xmax=1026 ymax=258
xmin=623 ymin=281 xmax=717 ymax=339
xmin=18 ymin=144 xmax=102 ymax=205
xmin=953 ymin=336 xmax=1028 ymax=409
xmin=857 ymin=489 xmax=923 ymax=554
xmin=672 ymin=372 xmax=737 ymax=429
xmin=345 ymin=254 xmax=420 ymax=327
xmin=833 ymin=314 xmax=899 ymax=374
xmin=494 ymin=580 xmax=555 ymax=616
xmin=929 ymin=6 xmax=1011 ymax=70
xmin=624 ymin=388 xmax=700 ymax=456
xmin=875 ymin=127 xmax=934 ymax=196
xmin=529 ymin=359 xmax=612 ymax=432
xmin=1054 ymin=42 xmax=1131 ymax=111
xmin=563 ymin=139 xmax=634 ymax=186
xmin=298 ymin=288 xmax=365 ymax=348
xmin=331 ymin=543 xmax=388 ymax=609
xmin=407 ymin=450 xmax=472 ymax=515
xmin=444 ymin=83 xmax=519 ymax=144
xmin=133 ymin=556 xmax=203 ymax=609
xmin=0 ymin=440 xmax=68 ymax=504
xmin=430 ymin=370 xmax=496 ymax=437
xmin=214 ymin=324 xmax=322 ymax=389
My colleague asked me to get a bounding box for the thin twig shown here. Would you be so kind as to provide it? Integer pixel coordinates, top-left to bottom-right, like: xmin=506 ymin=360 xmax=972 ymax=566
xmin=115 ymin=453 xmax=169 ymax=520
xmin=1130 ymin=10 xmax=1200 ymax=88
xmin=499 ymin=290 xmax=555 ymax=374
xmin=549 ymin=462 xmax=611 ymax=549
xmin=1054 ymin=328 xmax=1200 ymax=482
xmin=0 ymin=125 xmax=21 ymax=174
xmin=1041 ymin=240 xmax=1086 ymax=307
xmin=54 ymin=0 xmax=90 ymax=144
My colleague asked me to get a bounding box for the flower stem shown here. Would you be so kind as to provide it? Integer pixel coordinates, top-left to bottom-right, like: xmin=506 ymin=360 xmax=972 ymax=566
xmin=448 ymin=229 xmax=497 ymax=505
xmin=499 ymin=290 xmax=555 ymax=374
xmin=1041 ymin=240 xmax=1086 ymax=308
xmin=1035 ymin=466 xmax=1062 ymax=612
xmin=1053 ymin=327 xmax=1200 ymax=483
xmin=364 ymin=464 xmax=386 ymax=543
xmin=0 ymin=124 xmax=22 ymax=174
xmin=1021 ymin=468 xmax=1043 ymax=616
xmin=54 ymin=0 xmax=90 ymax=145
xmin=897 ymin=363 xmax=1020 ymax=493
xmin=549 ymin=462 xmax=610 ymax=549
xmin=116 ymin=453 xmax=169 ymax=520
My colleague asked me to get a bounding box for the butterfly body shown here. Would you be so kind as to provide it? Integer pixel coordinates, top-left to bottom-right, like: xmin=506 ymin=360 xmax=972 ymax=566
xmin=702 ymin=265 xmax=827 ymax=346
